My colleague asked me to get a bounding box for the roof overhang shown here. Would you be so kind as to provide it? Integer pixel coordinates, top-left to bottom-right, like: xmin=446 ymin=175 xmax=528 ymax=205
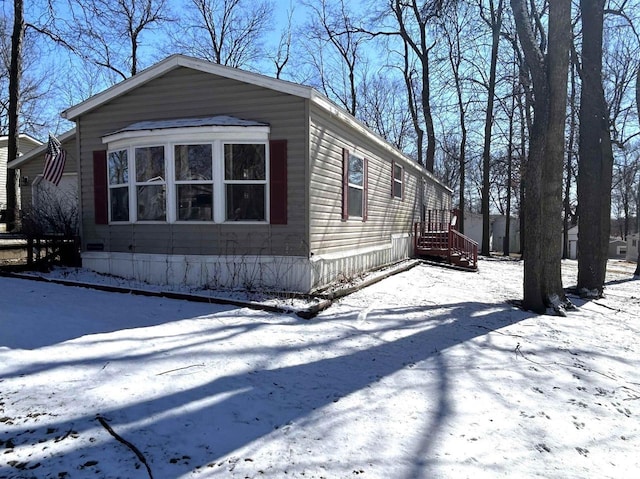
xmin=62 ymin=55 xmax=314 ymax=121
xmin=60 ymin=54 xmax=452 ymax=193
xmin=8 ymin=129 xmax=76 ymax=169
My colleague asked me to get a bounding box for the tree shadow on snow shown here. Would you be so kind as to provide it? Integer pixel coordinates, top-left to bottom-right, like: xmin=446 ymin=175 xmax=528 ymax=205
xmin=0 ymin=299 xmax=535 ymax=479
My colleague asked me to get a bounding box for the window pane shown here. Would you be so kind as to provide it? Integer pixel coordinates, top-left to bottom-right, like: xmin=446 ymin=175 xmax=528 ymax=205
xmin=177 ymin=184 xmax=213 ymax=221
xmin=394 ymin=180 xmax=402 ymax=198
xmin=175 ymin=144 xmax=212 ymax=181
xmin=108 ymin=150 xmax=128 ymax=185
xmin=137 ymin=185 xmax=166 ymax=221
xmin=110 ymin=186 xmax=129 ymax=222
xmin=348 ymin=186 xmax=363 ymax=217
xmin=226 ymin=184 xmax=265 ymax=221
xmin=224 ymin=144 xmax=265 ymax=180
xmin=348 ymin=156 xmax=363 ymax=186
xmin=135 ymin=146 xmax=165 ymax=182
xmin=394 ymin=164 xmax=402 ymax=180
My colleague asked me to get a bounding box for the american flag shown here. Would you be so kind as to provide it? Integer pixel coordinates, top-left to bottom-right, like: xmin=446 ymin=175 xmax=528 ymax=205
xmin=42 ymin=133 xmax=66 ymax=186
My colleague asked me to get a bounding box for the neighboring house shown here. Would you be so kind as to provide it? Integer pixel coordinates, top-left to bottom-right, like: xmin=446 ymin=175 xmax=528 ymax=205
xmin=8 ymin=129 xmax=78 ymax=229
xmin=566 ymin=224 xmax=628 ymax=260
xmin=1 ymin=134 xmax=42 ymax=223
xmin=463 ymin=212 xmax=520 ymax=254
xmin=36 ymin=55 xmax=451 ymax=292
xmin=609 ymin=238 xmax=627 ymax=259
xmin=627 ymin=233 xmax=639 ymax=262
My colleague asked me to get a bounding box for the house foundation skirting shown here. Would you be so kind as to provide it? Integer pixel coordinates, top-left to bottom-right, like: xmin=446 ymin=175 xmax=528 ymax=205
xmin=81 ymin=234 xmax=414 ymax=293
xmin=310 ymin=233 xmax=413 ymax=290
xmin=81 ymin=252 xmax=314 ymax=292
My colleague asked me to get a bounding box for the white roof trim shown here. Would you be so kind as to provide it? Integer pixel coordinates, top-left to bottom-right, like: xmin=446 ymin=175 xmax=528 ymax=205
xmin=62 ymin=55 xmax=314 ymax=121
xmin=60 ymin=54 xmax=451 ymax=192
xmin=0 ymin=133 xmax=42 ymax=146
xmin=8 ymin=128 xmax=76 ymax=169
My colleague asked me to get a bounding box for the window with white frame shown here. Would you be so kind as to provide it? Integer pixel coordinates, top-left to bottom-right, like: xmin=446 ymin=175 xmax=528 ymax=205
xmin=108 ymin=149 xmax=129 ymax=222
xmin=224 ymin=143 xmax=266 ymax=221
xmin=175 ymin=144 xmax=214 ymax=221
xmin=347 ymin=154 xmax=364 ymax=218
xmin=103 ymin=124 xmax=270 ymax=224
xmin=393 ymin=163 xmax=403 ymax=199
xmin=135 ymin=146 xmax=166 ymax=221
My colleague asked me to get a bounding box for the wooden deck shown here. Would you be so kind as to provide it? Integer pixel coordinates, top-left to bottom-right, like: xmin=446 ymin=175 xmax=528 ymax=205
xmin=414 ymin=210 xmax=478 ymax=271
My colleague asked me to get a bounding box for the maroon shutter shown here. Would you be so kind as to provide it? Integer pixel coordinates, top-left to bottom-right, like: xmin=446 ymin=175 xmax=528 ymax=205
xmin=269 ymin=139 xmax=288 ymax=224
xmin=93 ymin=150 xmax=108 ymax=225
xmin=362 ymin=157 xmax=369 ymax=222
xmin=342 ymin=148 xmax=349 ymax=221
xmin=391 ymin=160 xmax=396 ymax=197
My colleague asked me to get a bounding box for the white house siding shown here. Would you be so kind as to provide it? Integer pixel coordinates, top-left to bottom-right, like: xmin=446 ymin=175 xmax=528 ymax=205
xmin=1 ymin=136 xmax=41 ymax=211
xmin=76 ymin=67 xmax=309 ymax=259
xmin=307 ymin=105 xmax=451 ymax=288
xmin=0 ymin=144 xmax=7 ymax=209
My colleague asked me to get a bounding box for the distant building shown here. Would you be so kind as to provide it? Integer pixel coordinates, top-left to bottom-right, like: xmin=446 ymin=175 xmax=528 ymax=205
xmin=567 ymin=224 xmax=629 ymax=260
xmin=1 ymin=134 xmax=42 ymax=227
xmin=463 ymin=212 xmax=520 ymax=254
xmin=627 ymin=233 xmax=639 ymax=262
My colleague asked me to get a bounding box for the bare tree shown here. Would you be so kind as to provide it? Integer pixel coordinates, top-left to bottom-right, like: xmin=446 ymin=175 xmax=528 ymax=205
xmin=576 ymin=0 xmax=615 ymax=296
xmin=5 ymin=0 xmax=24 ymax=232
xmin=59 ymin=0 xmax=171 ymax=80
xmin=270 ymin=3 xmax=293 ymax=79
xmin=635 ymin=52 xmax=640 ymax=276
xmin=388 ymin=0 xmax=452 ymax=171
xmin=167 ymin=0 xmax=271 ymax=68
xmin=301 ymin=0 xmax=368 ymax=116
xmin=511 ymin=0 xmax=572 ymax=313
xmin=479 ymin=0 xmax=505 ymax=255
xmin=440 ymin=3 xmax=472 ymax=233
xmin=358 ymin=73 xmax=414 ymax=150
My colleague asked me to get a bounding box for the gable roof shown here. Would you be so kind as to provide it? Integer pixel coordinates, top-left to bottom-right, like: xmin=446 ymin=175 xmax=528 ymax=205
xmin=8 ymin=129 xmax=76 ymax=169
xmin=62 ymin=55 xmax=314 ymax=121
xmin=0 ymin=133 xmax=42 ymax=148
xmin=61 ymin=54 xmax=450 ymax=189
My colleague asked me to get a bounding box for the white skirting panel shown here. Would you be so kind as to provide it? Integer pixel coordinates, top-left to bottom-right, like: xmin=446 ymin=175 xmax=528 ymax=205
xmin=82 ymin=234 xmax=414 ymax=293
xmin=310 ymin=233 xmax=413 ymax=290
xmin=82 ymin=252 xmax=314 ymax=292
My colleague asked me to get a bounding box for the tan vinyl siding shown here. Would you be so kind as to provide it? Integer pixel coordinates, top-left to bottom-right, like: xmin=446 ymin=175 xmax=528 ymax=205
xmin=77 ymin=67 xmax=308 ymax=257
xmin=309 ymin=105 xmax=448 ymax=256
xmin=15 ymin=137 xmax=78 ymax=208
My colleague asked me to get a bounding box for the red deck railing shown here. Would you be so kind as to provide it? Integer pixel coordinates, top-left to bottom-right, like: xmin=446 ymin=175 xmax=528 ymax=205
xmin=414 ymin=209 xmax=478 ymax=270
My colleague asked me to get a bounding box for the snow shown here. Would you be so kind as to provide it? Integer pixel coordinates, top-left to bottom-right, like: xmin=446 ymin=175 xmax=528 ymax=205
xmin=1 ymin=258 xmax=639 ymax=478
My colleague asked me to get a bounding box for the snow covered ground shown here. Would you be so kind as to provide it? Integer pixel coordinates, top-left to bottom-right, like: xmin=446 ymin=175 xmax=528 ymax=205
xmin=1 ymin=258 xmax=638 ymax=478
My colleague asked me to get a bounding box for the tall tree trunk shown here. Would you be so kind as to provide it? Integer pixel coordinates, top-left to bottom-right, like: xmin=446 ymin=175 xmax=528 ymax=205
xmin=563 ymin=61 xmax=577 ymax=258
xmin=481 ymin=0 xmax=504 ymax=256
xmin=635 ymin=60 xmax=640 ymax=277
xmin=511 ymin=0 xmax=571 ymax=313
xmin=504 ymin=77 xmax=515 ymax=256
xmin=6 ymin=0 xmax=24 ymax=233
xmin=577 ymin=0 xmax=614 ymax=296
